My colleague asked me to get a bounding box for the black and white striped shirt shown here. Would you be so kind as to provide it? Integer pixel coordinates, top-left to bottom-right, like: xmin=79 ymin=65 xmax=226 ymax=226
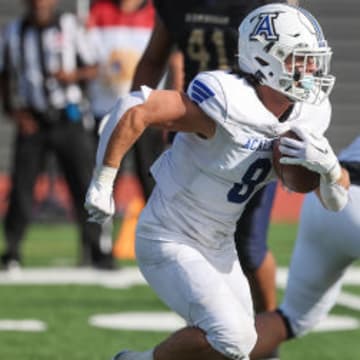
xmin=0 ymin=13 xmax=97 ymax=114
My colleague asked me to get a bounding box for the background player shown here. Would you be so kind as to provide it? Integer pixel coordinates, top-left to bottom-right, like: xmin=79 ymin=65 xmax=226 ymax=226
xmin=85 ymin=4 xmax=349 ymax=359
xmin=251 ymin=137 xmax=358 ymax=358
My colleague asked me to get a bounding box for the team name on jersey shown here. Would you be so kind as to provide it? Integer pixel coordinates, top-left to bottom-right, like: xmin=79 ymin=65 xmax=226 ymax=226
xmin=243 ymin=137 xmax=273 ymax=151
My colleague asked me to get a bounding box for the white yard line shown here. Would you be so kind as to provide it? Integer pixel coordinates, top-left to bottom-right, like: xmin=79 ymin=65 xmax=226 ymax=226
xmin=0 ymin=266 xmax=146 ymax=288
xmin=337 ymin=291 xmax=360 ymax=311
xmin=2 ymin=266 xmax=360 ymax=288
xmin=0 ymin=320 xmax=47 ymax=332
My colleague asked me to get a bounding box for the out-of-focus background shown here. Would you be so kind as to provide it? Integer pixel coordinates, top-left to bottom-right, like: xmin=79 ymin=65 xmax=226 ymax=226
xmin=0 ymin=0 xmax=359 ymax=222
xmin=0 ymin=1 xmax=359 ymax=359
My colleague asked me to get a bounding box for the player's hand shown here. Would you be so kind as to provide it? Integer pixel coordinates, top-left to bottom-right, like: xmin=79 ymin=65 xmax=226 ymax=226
xmin=84 ymin=166 xmax=118 ymax=224
xmin=279 ymin=125 xmax=341 ymax=183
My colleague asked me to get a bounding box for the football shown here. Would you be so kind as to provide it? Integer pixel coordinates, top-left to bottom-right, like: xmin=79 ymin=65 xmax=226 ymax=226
xmin=273 ymin=130 xmax=320 ymax=193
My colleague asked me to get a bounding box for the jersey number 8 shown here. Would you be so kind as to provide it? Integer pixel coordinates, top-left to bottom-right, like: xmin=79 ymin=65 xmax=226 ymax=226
xmin=227 ymin=158 xmax=272 ymax=203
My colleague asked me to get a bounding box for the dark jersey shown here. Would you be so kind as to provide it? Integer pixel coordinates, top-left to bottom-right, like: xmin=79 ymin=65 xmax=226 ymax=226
xmin=154 ymin=0 xmax=287 ymax=88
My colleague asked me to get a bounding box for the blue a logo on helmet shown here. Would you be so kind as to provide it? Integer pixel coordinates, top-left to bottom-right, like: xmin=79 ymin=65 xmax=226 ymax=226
xmin=250 ymin=13 xmax=279 ymax=41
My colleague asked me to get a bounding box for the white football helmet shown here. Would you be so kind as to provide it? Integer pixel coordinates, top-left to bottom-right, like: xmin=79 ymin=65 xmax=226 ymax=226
xmin=238 ymin=4 xmax=335 ymax=105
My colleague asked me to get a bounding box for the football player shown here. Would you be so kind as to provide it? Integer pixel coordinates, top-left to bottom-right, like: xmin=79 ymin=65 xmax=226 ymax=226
xmin=132 ymin=1 xmax=299 ymax=331
xmin=85 ymin=4 xmax=349 ymax=360
xmin=252 ymin=137 xmax=359 ymax=359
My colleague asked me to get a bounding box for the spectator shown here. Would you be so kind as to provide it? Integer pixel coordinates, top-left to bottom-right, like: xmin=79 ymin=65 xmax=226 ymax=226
xmin=0 ymin=0 xmax=115 ymax=270
xmin=87 ymin=0 xmax=156 ymax=133
xmin=85 ymin=4 xmax=349 ymax=359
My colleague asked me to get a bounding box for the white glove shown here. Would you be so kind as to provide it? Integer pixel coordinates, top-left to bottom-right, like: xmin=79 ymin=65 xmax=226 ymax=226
xmin=84 ymin=166 xmax=118 ymax=224
xmin=279 ymin=125 xmax=341 ymax=183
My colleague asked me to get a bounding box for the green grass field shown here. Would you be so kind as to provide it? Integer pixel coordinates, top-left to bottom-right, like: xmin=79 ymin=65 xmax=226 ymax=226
xmin=0 ymin=221 xmax=359 ymax=360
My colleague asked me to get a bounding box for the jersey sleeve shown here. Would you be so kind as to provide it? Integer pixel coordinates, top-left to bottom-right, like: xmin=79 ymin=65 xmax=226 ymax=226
xmin=187 ymin=72 xmax=228 ymax=128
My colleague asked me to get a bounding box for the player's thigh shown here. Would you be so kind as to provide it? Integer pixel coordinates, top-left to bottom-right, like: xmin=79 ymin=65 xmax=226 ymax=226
xmin=136 ymin=237 xmax=249 ymax=317
xmin=136 ymin=236 xmax=256 ymax=354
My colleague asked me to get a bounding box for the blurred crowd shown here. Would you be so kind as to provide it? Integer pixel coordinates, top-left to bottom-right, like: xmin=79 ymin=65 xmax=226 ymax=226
xmin=0 ymin=0 xmax=170 ymax=270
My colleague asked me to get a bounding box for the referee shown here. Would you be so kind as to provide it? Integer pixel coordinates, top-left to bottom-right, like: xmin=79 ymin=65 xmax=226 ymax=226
xmin=0 ymin=0 xmax=115 ymax=270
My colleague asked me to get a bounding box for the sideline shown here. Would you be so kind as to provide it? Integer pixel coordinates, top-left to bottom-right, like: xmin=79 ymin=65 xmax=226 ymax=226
xmin=0 ymin=320 xmax=46 ymax=332
xmin=0 ymin=266 xmax=146 ymax=288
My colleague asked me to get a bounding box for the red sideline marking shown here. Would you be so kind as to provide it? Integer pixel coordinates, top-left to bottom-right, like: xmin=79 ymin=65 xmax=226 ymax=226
xmin=0 ymin=174 xmax=302 ymax=222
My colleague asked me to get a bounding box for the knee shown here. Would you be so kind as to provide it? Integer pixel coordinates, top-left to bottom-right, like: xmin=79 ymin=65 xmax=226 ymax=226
xmin=278 ymin=304 xmax=312 ymax=337
xmin=206 ymin=317 xmax=258 ymax=359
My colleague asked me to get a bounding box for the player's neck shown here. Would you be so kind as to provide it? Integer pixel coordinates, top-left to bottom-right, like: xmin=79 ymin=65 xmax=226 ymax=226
xmin=256 ymin=85 xmax=293 ymax=120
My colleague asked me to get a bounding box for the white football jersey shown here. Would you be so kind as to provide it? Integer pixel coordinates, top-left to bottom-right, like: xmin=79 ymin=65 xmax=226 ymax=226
xmin=138 ymin=71 xmax=331 ymax=248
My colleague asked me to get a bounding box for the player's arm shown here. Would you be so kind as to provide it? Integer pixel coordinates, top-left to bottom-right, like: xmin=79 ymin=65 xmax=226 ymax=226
xmin=131 ymin=15 xmax=173 ymax=90
xmin=165 ymin=50 xmax=184 ymax=91
xmin=314 ymin=166 xmax=350 ymax=211
xmin=104 ymin=89 xmax=215 ymax=168
xmin=84 ymin=88 xmax=215 ymax=223
xmin=279 ymin=125 xmax=350 ymax=211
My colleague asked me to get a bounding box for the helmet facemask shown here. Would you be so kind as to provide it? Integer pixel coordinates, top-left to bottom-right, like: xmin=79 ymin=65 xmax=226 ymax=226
xmin=273 ymin=47 xmax=335 ymax=105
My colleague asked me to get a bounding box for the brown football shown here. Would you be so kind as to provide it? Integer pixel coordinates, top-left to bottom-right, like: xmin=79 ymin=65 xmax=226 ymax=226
xmin=273 ymin=130 xmax=320 ymax=193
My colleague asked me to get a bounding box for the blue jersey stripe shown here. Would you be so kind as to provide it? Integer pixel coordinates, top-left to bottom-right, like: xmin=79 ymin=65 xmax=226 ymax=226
xmin=192 ymin=83 xmax=213 ymax=101
xmin=190 ymin=92 xmax=203 ymax=104
xmin=193 ymin=79 xmax=215 ymax=97
xmin=190 ymin=79 xmax=215 ymax=103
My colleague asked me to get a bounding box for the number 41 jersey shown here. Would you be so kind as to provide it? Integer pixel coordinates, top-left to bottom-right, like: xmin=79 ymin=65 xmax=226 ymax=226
xmin=154 ymin=0 xmax=288 ymax=88
xmin=145 ymin=71 xmax=331 ymax=248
